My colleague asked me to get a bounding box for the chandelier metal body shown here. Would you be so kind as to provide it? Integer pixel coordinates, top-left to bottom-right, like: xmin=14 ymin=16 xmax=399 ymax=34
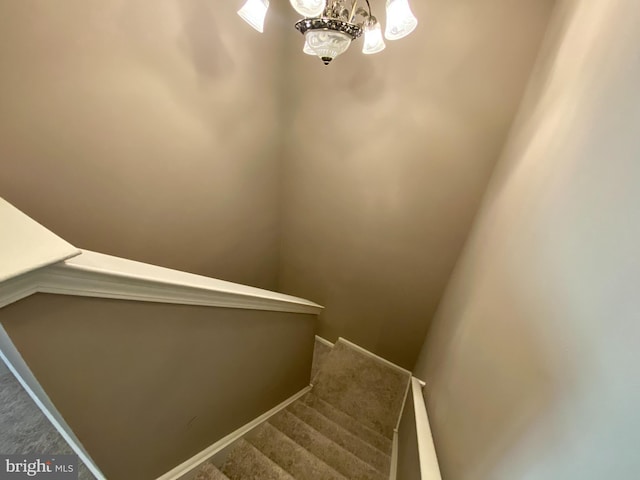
xmin=237 ymin=0 xmax=418 ymax=65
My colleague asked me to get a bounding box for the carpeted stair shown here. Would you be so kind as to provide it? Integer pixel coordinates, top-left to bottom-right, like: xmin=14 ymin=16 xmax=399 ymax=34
xmin=194 ymin=338 xmax=410 ymax=480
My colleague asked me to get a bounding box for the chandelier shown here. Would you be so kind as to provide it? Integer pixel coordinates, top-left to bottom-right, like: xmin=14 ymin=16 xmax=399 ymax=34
xmin=237 ymin=0 xmax=418 ymax=65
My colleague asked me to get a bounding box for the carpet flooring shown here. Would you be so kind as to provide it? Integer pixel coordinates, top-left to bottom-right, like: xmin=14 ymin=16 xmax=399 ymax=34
xmin=193 ymin=338 xmax=410 ymax=479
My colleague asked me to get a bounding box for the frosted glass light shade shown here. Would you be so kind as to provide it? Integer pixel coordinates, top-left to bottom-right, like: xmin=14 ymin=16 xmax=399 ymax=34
xmin=238 ymin=0 xmax=269 ymax=33
xmin=303 ymin=39 xmax=315 ymax=55
xmin=384 ymin=0 xmax=418 ymax=40
xmin=362 ymin=21 xmax=386 ymax=54
xmin=305 ymin=30 xmax=352 ymax=64
xmin=290 ymin=0 xmax=326 ymax=17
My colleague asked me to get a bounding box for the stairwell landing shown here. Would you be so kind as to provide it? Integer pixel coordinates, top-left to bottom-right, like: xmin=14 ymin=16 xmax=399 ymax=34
xmin=193 ymin=338 xmax=411 ymax=479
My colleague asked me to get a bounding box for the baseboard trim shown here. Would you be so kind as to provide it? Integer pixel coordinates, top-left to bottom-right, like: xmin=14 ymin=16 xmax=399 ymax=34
xmin=337 ymin=337 xmax=412 ymax=376
xmin=155 ymin=385 xmax=312 ymax=480
xmin=390 ymin=430 xmax=399 ymax=480
xmin=314 ymin=335 xmax=334 ymax=348
xmin=412 ymin=377 xmax=442 ymax=480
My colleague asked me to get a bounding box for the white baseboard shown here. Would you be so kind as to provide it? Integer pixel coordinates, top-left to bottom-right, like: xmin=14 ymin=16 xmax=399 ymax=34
xmin=390 ymin=430 xmax=399 ymax=480
xmin=412 ymin=377 xmax=442 ymax=480
xmin=155 ymin=385 xmax=312 ymax=480
xmin=337 ymin=337 xmax=412 ymax=376
xmin=314 ymin=335 xmax=334 ymax=348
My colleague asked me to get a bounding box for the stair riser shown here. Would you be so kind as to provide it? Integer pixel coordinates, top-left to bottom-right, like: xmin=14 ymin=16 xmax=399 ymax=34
xmin=287 ymin=400 xmax=391 ymax=474
xmin=270 ymin=410 xmax=387 ymax=480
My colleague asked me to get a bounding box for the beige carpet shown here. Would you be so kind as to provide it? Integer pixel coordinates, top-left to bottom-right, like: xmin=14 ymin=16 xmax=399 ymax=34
xmin=194 ymin=338 xmax=410 ymax=479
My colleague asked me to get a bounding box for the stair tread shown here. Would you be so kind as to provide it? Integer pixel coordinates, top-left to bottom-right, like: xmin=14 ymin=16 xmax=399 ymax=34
xmin=247 ymin=422 xmax=347 ymax=480
xmin=302 ymin=392 xmax=392 ymax=455
xmin=194 ymin=462 xmax=230 ymax=480
xmin=270 ymin=409 xmax=387 ymax=480
xmin=311 ymin=339 xmax=410 ymax=439
xmin=222 ymin=439 xmax=294 ymax=480
xmin=288 ymin=399 xmax=391 ymax=475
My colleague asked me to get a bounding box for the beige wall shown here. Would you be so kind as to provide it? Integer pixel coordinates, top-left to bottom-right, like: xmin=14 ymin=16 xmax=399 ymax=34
xmin=414 ymin=0 xmax=640 ymax=478
xmin=0 ymin=0 xmax=559 ymax=371
xmin=0 ymin=0 xmax=284 ymax=289
xmin=278 ymin=0 xmax=556 ymax=368
xmin=1 ymin=294 xmax=315 ymax=479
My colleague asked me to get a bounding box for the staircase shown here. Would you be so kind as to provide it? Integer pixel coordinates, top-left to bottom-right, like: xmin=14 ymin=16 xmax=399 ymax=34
xmin=193 ymin=338 xmax=411 ymax=480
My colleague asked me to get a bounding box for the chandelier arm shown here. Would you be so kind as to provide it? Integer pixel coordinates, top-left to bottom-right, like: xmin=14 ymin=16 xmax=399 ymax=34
xmin=363 ymin=0 xmax=372 ymax=17
xmin=350 ymin=0 xmax=372 ymax=23
xmin=350 ymin=0 xmax=358 ymax=21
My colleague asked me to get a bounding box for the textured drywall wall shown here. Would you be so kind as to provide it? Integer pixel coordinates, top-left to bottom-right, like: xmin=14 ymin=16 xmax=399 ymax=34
xmin=0 ymin=0 xmax=284 ymax=289
xmin=1 ymin=294 xmax=315 ymax=479
xmin=414 ymin=0 xmax=640 ymax=478
xmin=278 ymin=0 xmax=556 ymax=368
